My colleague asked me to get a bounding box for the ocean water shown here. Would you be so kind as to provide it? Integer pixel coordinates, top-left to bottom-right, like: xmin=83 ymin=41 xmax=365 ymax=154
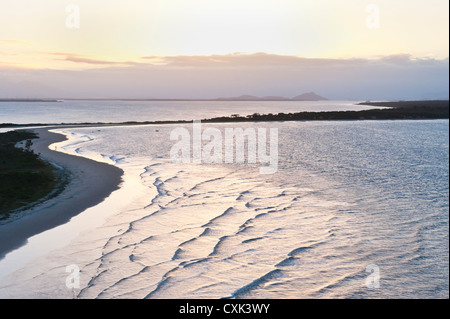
xmin=0 ymin=100 xmax=378 ymax=124
xmin=0 ymin=106 xmax=448 ymax=298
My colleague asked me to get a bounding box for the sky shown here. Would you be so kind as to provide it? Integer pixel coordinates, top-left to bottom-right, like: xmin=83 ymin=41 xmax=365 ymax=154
xmin=0 ymin=0 xmax=448 ymax=100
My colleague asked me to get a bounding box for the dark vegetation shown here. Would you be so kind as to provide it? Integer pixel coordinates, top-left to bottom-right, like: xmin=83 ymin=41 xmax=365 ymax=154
xmin=202 ymin=100 xmax=449 ymax=123
xmin=0 ymin=100 xmax=447 ymax=129
xmin=0 ymin=130 xmax=64 ymax=220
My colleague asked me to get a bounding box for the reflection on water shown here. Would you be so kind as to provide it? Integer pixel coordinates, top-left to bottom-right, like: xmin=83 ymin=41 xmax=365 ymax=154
xmin=0 ymin=120 xmax=448 ymax=299
xmin=0 ymin=100 xmax=379 ymax=124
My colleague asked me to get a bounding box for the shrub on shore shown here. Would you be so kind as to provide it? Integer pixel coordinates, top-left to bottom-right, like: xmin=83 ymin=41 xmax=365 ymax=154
xmin=0 ymin=130 xmax=62 ymax=220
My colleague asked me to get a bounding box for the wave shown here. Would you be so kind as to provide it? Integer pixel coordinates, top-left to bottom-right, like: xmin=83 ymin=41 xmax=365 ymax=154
xmin=2 ymin=121 xmax=446 ymax=299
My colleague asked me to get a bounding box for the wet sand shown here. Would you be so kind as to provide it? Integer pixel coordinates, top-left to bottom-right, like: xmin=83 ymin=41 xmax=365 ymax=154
xmin=0 ymin=128 xmax=123 ymax=259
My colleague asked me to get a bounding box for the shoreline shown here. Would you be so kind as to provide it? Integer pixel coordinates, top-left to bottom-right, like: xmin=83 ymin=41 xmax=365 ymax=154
xmin=0 ymin=128 xmax=123 ymax=260
xmin=0 ymin=100 xmax=447 ymax=260
xmin=0 ymin=100 xmax=448 ymax=129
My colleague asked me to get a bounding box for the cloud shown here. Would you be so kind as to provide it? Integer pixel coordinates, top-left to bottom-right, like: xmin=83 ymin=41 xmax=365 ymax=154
xmin=0 ymin=40 xmax=33 ymax=46
xmin=0 ymin=53 xmax=448 ymax=100
xmin=378 ymin=53 xmax=414 ymax=65
xmin=51 ymin=52 xmax=142 ymax=66
xmin=141 ymin=52 xmax=370 ymax=69
xmin=146 ymin=52 xmax=450 ymax=70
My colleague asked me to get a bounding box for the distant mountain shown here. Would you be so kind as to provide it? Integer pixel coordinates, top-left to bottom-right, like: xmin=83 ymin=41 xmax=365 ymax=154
xmin=217 ymin=95 xmax=261 ymax=101
xmin=291 ymin=92 xmax=328 ymax=101
xmin=261 ymin=96 xmax=291 ymax=101
xmin=217 ymin=92 xmax=327 ymax=101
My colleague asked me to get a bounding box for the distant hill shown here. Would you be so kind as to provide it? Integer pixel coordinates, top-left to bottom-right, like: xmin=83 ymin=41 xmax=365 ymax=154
xmin=291 ymin=92 xmax=328 ymax=101
xmin=0 ymin=98 xmax=60 ymax=102
xmin=0 ymin=92 xmax=328 ymax=102
xmin=217 ymin=95 xmax=261 ymax=101
xmin=217 ymin=92 xmax=327 ymax=101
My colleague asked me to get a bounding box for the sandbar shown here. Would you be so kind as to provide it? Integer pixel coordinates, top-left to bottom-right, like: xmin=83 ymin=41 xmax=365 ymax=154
xmin=0 ymin=128 xmax=123 ymax=259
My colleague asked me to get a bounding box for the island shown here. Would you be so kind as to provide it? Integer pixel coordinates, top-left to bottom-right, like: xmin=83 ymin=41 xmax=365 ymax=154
xmin=216 ymin=92 xmax=328 ymax=101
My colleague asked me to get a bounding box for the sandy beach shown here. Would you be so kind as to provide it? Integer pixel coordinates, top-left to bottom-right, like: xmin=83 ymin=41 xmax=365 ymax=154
xmin=0 ymin=128 xmax=123 ymax=260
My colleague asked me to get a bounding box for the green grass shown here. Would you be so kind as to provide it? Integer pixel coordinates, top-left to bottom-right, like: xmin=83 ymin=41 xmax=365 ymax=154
xmin=0 ymin=130 xmax=64 ymax=220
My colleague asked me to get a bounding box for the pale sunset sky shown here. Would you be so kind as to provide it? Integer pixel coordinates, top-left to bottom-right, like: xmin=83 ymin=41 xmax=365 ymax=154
xmin=0 ymin=0 xmax=448 ymax=99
